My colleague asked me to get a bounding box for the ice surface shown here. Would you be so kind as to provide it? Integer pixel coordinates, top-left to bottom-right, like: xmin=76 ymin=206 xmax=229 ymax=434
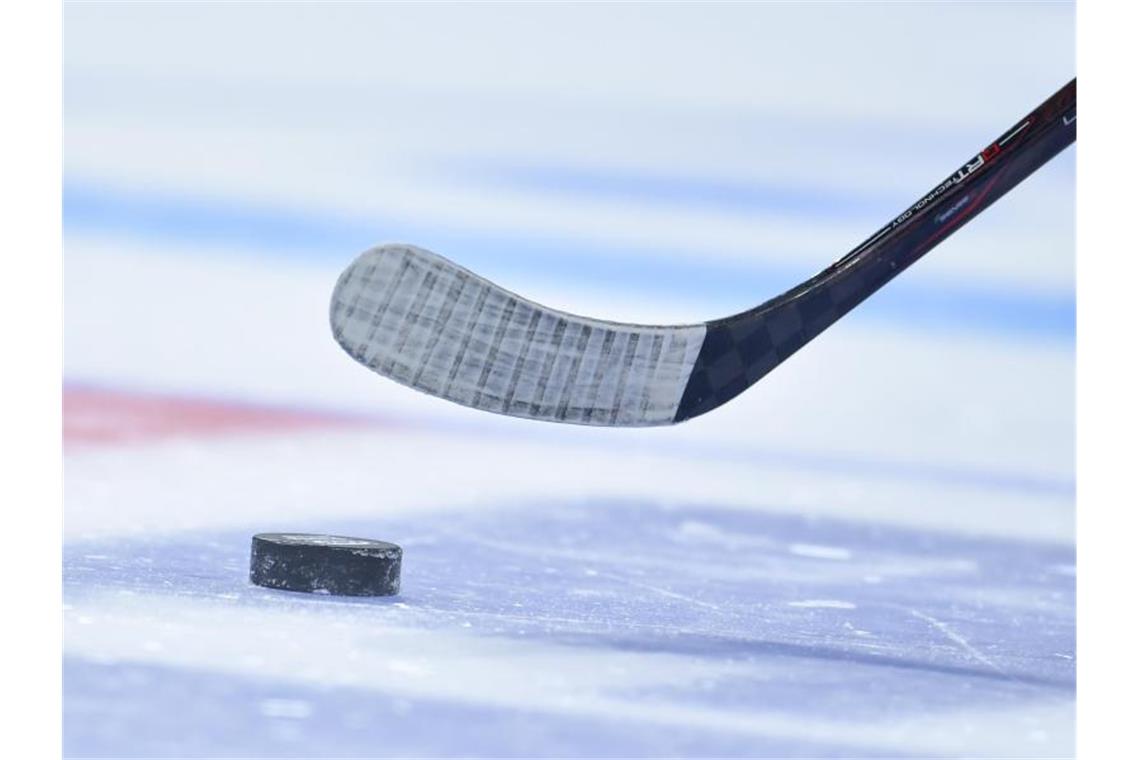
xmin=65 ymin=497 xmax=1073 ymax=757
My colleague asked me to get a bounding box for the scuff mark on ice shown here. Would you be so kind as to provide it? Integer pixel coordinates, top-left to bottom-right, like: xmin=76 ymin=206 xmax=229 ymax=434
xmin=789 ymin=544 xmax=852 ymax=561
xmin=787 ymin=600 xmax=856 ymax=610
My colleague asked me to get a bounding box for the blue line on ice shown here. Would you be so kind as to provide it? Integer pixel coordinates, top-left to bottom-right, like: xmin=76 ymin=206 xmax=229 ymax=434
xmin=64 ymin=181 xmax=1074 ymax=339
xmin=446 ymin=162 xmax=900 ymax=219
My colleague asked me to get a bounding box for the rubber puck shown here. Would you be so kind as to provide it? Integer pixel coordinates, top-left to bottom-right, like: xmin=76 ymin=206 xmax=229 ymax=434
xmin=250 ymin=533 xmax=401 ymax=596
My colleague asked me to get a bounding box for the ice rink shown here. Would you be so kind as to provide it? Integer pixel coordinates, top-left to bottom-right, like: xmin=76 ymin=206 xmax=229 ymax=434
xmin=64 ymin=3 xmax=1075 ymax=757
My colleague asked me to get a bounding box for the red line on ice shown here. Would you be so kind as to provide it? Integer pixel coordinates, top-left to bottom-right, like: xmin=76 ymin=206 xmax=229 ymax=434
xmin=64 ymin=386 xmax=384 ymax=447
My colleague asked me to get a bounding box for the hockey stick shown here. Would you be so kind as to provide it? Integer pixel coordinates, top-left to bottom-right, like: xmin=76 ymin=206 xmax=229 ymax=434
xmin=330 ymin=79 xmax=1076 ymax=427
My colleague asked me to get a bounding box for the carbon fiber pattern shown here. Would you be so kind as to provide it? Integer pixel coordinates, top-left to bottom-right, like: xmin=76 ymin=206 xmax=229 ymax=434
xmin=674 ymin=80 xmax=1076 ymax=423
xmin=675 ymin=252 xmax=901 ymax=422
xmin=331 ymin=245 xmax=706 ymax=426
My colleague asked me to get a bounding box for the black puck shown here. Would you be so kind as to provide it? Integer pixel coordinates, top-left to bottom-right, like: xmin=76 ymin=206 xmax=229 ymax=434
xmin=250 ymin=533 xmax=401 ymax=596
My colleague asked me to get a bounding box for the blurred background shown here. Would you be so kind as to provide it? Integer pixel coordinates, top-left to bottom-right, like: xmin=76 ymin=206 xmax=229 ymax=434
xmin=64 ymin=2 xmax=1075 ymax=757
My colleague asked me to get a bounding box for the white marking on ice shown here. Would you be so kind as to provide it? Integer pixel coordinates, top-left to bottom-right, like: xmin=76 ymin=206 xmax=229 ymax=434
xmin=787 ymin=600 xmax=856 ymax=610
xmin=672 ymin=521 xmax=782 ymax=553
xmin=599 ymin=572 xmax=720 ymax=612
xmin=788 ymin=543 xmax=851 ymax=561
xmin=258 ymin=698 xmax=313 ymax=719
xmin=674 ymin=520 xmax=738 ymax=546
xmin=675 ymin=520 xmax=721 ymax=538
xmin=909 ymin=609 xmax=1006 ymax=676
xmin=867 ymin=558 xmax=978 ymax=583
xmin=568 ymin=588 xmax=617 ymax=599
xmin=843 ymin=621 xmax=873 ymax=637
xmin=1048 ymin=564 xmax=1076 ymax=576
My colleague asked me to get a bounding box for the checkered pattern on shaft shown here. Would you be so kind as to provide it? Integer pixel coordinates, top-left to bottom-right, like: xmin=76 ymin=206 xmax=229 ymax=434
xmin=674 ymin=261 xmax=893 ymax=422
xmin=331 ymin=245 xmax=707 ymax=426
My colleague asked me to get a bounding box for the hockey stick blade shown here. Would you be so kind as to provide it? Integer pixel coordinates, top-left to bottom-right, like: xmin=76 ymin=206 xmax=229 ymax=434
xmin=330 ymin=79 xmax=1075 ymax=427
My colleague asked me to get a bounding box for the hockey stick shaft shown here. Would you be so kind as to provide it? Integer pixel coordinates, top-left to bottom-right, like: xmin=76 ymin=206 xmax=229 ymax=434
xmin=676 ymin=80 xmax=1076 ymax=421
